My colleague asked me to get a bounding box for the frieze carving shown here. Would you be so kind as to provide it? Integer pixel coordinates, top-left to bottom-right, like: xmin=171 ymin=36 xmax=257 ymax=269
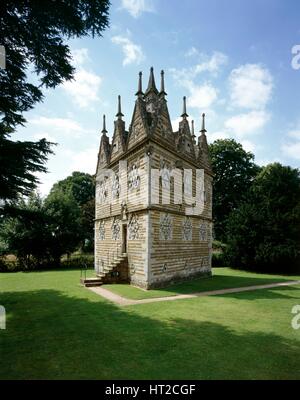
xmin=112 ymin=173 xmax=120 ymax=199
xmin=99 ymin=220 xmax=105 ymax=241
xmin=111 ymin=218 xmax=120 ymax=241
xmin=128 ymin=163 xmax=140 ymax=190
xmin=199 ymin=223 xmax=207 ymax=241
xmin=182 ymin=217 xmax=192 ymax=241
xmin=160 ymin=160 xmax=170 ymax=189
xmin=160 ymin=213 xmax=172 ymax=240
xmin=128 ymin=214 xmax=139 ymax=240
xmin=97 ymin=177 xmax=108 ymax=204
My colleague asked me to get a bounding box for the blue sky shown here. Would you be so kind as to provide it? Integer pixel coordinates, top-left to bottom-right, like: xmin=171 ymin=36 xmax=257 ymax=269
xmin=16 ymin=0 xmax=300 ymax=195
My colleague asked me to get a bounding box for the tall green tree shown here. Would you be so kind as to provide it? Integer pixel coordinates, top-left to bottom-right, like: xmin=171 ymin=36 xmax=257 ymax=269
xmin=0 ymin=0 xmax=110 ymax=200
xmin=44 ymin=189 xmax=82 ymax=263
xmin=49 ymin=171 xmax=95 ymax=206
xmin=225 ymin=163 xmax=300 ymax=273
xmin=209 ymin=139 xmax=260 ymax=240
xmin=49 ymin=171 xmax=95 ymax=250
xmin=0 ymin=193 xmax=53 ymax=269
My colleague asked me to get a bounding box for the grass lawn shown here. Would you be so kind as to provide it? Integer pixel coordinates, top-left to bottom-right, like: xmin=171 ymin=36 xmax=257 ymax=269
xmin=0 ymin=268 xmax=300 ymax=379
xmin=105 ymin=267 xmax=300 ymax=300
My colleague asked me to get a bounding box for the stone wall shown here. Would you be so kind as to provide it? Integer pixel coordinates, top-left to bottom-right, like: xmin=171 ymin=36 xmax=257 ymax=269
xmin=147 ymin=210 xmax=212 ymax=288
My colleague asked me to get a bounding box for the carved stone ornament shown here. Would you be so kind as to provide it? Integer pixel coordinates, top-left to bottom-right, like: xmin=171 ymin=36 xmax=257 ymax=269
xmin=128 ymin=214 xmax=139 ymax=240
xmin=160 ymin=213 xmax=172 ymax=240
xmin=112 ymin=173 xmax=120 ymax=199
xmin=182 ymin=217 xmax=192 ymax=241
xmin=128 ymin=164 xmax=140 ymax=190
xmin=199 ymin=223 xmax=207 ymax=241
xmin=111 ymin=218 xmax=120 ymax=241
xmin=99 ymin=220 xmax=105 ymax=241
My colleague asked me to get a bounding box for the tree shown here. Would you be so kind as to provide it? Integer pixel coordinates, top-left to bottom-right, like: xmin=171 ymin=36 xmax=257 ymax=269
xmin=0 ymin=190 xmax=84 ymax=269
xmin=48 ymin=172 xmax=95 ymax=250
xmin=80 ymin=198 xmax=95 ymax=252
xmin=0 ymin=0 xmax=110 ymax=200
xmin=225 ymin=163 xmax=300 ymax=273
xmin=49 ymin=171 xmax=95 ymax=206
xmin=44 ymin=189 xmax=82 ymax=263
xmin=0 ymin=193 xmax=53 ymax=269
xmin=209 ymin=139 xmax=260 ymax=240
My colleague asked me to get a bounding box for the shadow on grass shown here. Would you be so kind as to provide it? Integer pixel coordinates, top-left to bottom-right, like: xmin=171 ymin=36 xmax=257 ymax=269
xmin=1 ymin=287 xmax=299 ymax=379
xmin=106 ymin=272 xmax=300 ymax=301
xmin=159 ymin=274 xmax=300 ymax=294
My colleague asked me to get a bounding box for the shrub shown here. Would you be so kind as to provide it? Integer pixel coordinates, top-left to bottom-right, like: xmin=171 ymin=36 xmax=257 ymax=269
xmin=224 ymin=163 xmax=300 ymax=273
xmin=212 ymin=252 xmax=227 ymax=268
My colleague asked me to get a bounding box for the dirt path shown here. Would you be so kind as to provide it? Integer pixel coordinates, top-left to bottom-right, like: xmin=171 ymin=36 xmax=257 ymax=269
xmin=88 ymin=280 xmax=300 ymax=306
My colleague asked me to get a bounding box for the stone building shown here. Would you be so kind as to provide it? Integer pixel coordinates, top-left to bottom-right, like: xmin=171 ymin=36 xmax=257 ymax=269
xmin=94 ymin=68 xmax=213 ymax=289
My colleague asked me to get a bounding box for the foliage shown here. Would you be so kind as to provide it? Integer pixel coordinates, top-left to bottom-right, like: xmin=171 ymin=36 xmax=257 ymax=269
xmin=60 ymin=253 xmax=94 ymax=269
xmin=49 ymin=171 xmax=95 ymax=206
xmin=44 ymin=189 xmax=82 ymax=262
xmin=0 ymin=190 xmax=83 ymax=270
xmin=224 ymin=163 xmax=300 ymax=273
xmin=80 ymin=198 xmax=95 ymax=252
xmin=209 ymin=139 xmax=260 ymax=240
xmin=0 ymin=0 xmax=110 ymax=200
xmin=0 ymin=193 xmax=53 ymax=269
xmin=48 ymin=172 xmax=95 ymax=251
xmin=212 ymin=252 xmax=227 ymax=268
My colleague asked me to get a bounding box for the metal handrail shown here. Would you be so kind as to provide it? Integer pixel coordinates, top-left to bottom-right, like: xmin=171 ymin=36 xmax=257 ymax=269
xmin=80 ymin=262 xmax=88 ymax=281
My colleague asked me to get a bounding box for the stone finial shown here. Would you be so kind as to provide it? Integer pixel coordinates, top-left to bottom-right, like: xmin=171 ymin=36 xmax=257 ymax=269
xmin=101 ymin=114 xmax=107 ymax=135
xmin=200 ymin=113 xmax=207 ymax=134
xmin=191 ymin=119 xmax=196 ymax=143
xmin=135 ymin=71 xmax=143 ymax=97
xmin=116 ymin=95 xmax=124 ymax=119
xmin=181 ymin=96 xmax=188 ymax=118
xmin=159 ymin=70 xmax=167 ymax=96
xmin=145 ymin=67 xmax=158 ymax=95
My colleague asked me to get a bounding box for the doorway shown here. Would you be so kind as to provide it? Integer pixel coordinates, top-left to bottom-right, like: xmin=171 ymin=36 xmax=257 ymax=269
xmin=122 ymin=224 xmax=127 ymax=254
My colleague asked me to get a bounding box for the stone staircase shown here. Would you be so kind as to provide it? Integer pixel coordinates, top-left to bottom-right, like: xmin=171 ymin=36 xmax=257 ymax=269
xmin=81 ymin=253 xmax=128 ymax=287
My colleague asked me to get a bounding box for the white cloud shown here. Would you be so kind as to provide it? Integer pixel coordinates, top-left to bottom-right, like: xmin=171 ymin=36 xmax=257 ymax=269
xmin=62 ymin=68 xmax=102 ymax=108
xmin=229 ymin=64 xmax=273 ymax=110
xmin=170 ymin=51 xmax=226 ymax=113
xmin=185 ymin=47 xmax=199 ymax=58
xmin=36 ymin=145 xmax=98 ymax=196
xmin=69 ymin=147 xmax=97 ymax=174
xmin=111 ymin=35 xmax=145 ymax=66
xmin=171 ymin=117 xmax=182 ymax=132
xmin=281 ymin=127 xmax=300 ymax=160
xmin=194 ymin=52 xmax=228 ymax=75
xmin=121 ymin=0 xmax=154 ymax=18
xmin=240 ymin=139 xmax=256 ymax=153
xmin=171 ymin=51 xmax=228 ymax=82
xmin=71 ymin=48 xmax=90 ymax=67
xmin=30 ymin=116 xmax=85 ymax=137
xmin=33 ymin=132 xmax=56 ymax=142
xmin=225 ymin=110 xmax=270 ymax=137
xmin=287 ymin=129 xmax=300 ymax=140
xmin=255 ymin=157 xmax=283 ymax=166
xmin=208 ymin=131 xmax=231 ymax=143
xmin=187 ymin=83 xmax=218 ymax=110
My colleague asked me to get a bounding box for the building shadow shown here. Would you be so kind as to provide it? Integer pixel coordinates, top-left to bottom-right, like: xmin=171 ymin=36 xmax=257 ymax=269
xmin=0 ymin=286 xmax=299 ymax=380
xmin=149 ymin=273 xmax=300 ymax=300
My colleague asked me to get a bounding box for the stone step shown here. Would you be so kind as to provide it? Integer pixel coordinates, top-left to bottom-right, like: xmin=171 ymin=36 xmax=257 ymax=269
xmin=80 ymin=277 xmax=103 ymax=287
xmin=95 ymin=253 xmax=128 ymax=280
xmin=85 ymin=281 xmax=103 ymax=287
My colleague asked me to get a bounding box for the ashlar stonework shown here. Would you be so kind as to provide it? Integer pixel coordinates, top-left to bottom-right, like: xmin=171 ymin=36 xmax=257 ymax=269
xmin=94 ymin=68 xmax=213 ymax=289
